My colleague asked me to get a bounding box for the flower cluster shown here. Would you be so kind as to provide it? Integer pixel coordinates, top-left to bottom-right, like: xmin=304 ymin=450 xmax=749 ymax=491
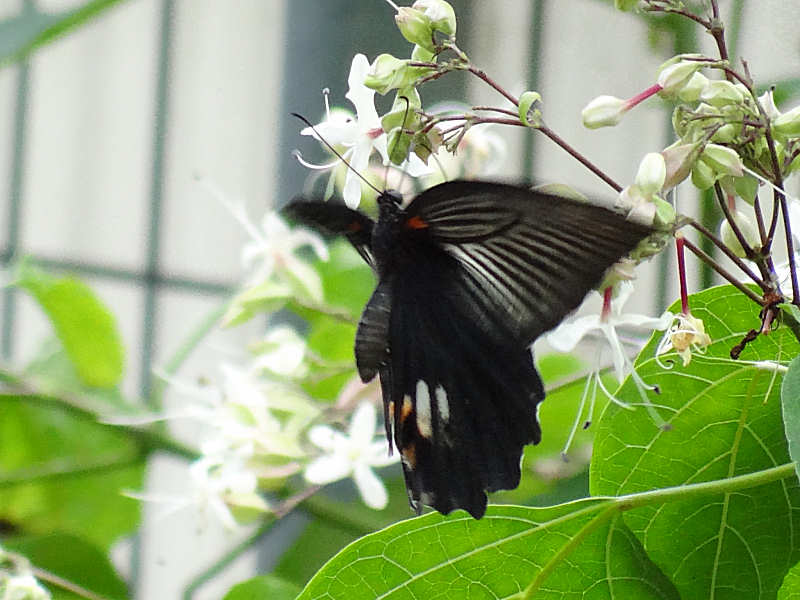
xmin=0 ymin=546 xmax=50 ymax=600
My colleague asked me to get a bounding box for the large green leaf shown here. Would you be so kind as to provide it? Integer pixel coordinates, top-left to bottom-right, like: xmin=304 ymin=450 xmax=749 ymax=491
xmin=4 ymin=533 xmax=128 ymax=600
xmin=779 ymin=560 xmax=800 ymax=599
xmin=15 ymin=262 xmax=125 ymax=388
xmin=296 ymin=502 xmax=678 ymax=600
xmin=592 ymin=285 xmax=800 ymax=599
xmin=0 ymin=393 xmax=143 ymax=550
xmin=782 ymin=355 xmax=800 ymax=481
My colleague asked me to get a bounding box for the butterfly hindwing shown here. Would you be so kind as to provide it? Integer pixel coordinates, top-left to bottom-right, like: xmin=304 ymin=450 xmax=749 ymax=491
xmin=381 ymin=245 xmax=544 ymax=518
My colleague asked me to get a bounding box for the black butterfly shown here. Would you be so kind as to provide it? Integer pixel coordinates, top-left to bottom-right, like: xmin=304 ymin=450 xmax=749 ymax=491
xmin=284 ymin=181 xmax=651 ymax=518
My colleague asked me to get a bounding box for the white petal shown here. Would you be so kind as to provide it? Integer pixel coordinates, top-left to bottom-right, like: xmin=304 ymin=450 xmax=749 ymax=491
xmin=367 ymin=440 xmax=398 ymax=467
xmin=601 ymin=323 xmax=628 ymax=383
xmin=304 ymin=454 xmax=353 ymax=484
xmin=346 ymin=54 xmax=380 ymax=127
xmin=343 ymin=171 xmax=363 ymax=209
xmin=353 ymin=463 xmax=388 ymax=509
xmin=547 ymin=315 xmax=601 ymax=352
xmin=614 ymin=311 xmax=674 ymax=330
xmin=610 ymin=280 xmax=634 ymax=314
xmin=348 ymin=402 xmax=377 ymax=446
xmin=402 ymin=153 xmax=435 ymax=177
xmin=308 ymin=425 xmax=342 ymax=451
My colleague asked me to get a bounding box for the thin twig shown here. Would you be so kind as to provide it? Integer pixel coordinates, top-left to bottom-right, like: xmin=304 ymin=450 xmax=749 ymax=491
xmin=537 ymin=124 xmax=623 ymax=193
xmin=686 ymin=219 xmax=767 ymax=288
xmin=681 ymin=237 xmax=764 ymax=305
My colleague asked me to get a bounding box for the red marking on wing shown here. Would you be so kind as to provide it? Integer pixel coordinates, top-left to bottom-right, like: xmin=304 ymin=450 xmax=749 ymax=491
xmin=406 ymin=216 xmax=429 ymax=229
xmin=347 ymin=221 xmax=363 ymax=232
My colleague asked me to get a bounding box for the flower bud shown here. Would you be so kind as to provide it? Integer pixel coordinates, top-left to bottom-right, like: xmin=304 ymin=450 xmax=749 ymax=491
xmin=661 ymin=141 xmax=702 ymax=190
xmin=699 ymin=79 xmax=745 ymax=107
xmin=677 ymin=72 xmax=709 ymax=102
xmin=412 ymin=127 xmax=442 ymax=163
xmin=413 ymin=0 xmax=456 ymax=36
xmin=581 ymin=95 xmax=628 ymax=129
xmin=395 ymin=6 xmax=435 ymax=52
xmin=387 ymin=127 xmax=412 ymax=165
xmin=711 ymin=123 xmax=737 ymax=143
xmin=734 ymin=174 xmax=758 ymax=205
xmin=758 ymin=89 xmax=780 ymax=121
xmin=657 ymin=60 xmax=702 ymax=96
xmin=634 ymin=152 xmax=666 ymax=197
xmin=691 ymin=158 xmax=716 ymax=190
xmin=720 ymin=209 xmax=760 ymax=257
xmin=774 ymin=105 xmax=800 ymax=137
xmin=364 ymin=54 xmax=408 ymax=94
xmin=518 ymin=90 xmax=542 ymax=127
xmin=700 ymin=143 xmax=744 ymax=177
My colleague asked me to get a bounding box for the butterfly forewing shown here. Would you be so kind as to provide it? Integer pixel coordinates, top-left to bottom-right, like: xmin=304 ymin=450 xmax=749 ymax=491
xmin=282 ymin=198 xmax=376 ymax=266
xmin=405 ymin=181 xmax=651 ymax=343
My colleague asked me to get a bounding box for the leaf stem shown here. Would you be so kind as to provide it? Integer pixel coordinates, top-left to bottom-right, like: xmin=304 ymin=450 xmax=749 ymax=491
xmin=681 ymin=237 xmax=764 ymax=305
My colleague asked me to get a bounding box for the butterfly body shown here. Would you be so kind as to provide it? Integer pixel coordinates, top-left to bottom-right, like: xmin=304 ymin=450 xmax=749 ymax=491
xmin=284 ymin=181 xmax=651 ymax=518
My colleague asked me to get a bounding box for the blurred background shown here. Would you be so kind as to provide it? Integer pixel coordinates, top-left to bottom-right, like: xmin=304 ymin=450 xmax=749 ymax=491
xmin=0 ymin=0 xmax=798 ymax=598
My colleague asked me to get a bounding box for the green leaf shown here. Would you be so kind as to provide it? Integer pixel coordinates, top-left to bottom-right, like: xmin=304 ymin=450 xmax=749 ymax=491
xmin=782 ymin=355 xmax=800 ymax=482
xmin=0 ymin=394 xmax=143 ymax=550
xmin=0 ymin=0 xmax=126 ymax=68
xmin=297 ymin=502 xmax=678 ymax=600
xmin=223 ymin=574 xmax=301 ymax=600
xmin=592 ymin=285 xmax=800 ymax=599
xmin=14 ymin=262 xmax=125 ymax=388
xmin=4 ymin=533 xmax=128 ymax=600
xmin=779 ymin=559 xmax=800 ymax=599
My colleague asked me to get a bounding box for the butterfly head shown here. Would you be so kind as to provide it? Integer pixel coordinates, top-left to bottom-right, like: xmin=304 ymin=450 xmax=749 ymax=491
xmin=376 ymin=189 xmax=405 ymax=221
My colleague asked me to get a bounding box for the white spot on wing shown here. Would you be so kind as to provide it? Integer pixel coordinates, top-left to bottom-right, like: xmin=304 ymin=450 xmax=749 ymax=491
xmin=415 ymin=380 xmax=432 ymax=438
xmin=435 ymin=385 xmax=449 ymax=423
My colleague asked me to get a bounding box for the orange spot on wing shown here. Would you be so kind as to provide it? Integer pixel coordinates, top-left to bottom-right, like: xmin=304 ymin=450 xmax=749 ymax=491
xmin=401 ymin=444 xmax=417 ymax=468
xmin=400 ymin=397 xmax=413 ymax=423
xmin=347 ymin=221 xmax=363 ymax=232
xmin=406 ymin=216 xmax=429 ymax=229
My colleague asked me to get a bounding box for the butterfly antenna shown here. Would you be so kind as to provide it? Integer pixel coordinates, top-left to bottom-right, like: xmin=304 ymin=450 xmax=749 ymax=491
xmin=291 ymin=112 xmax=382 ymax=196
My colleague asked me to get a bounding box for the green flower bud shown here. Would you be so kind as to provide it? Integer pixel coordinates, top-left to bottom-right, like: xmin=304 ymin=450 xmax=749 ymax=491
xmin=661 ymin=141 xmax=702 ymax=190
xmin=413 ymin=0 xmax=456 ymax=36
xmin=381 ymin=88 xmax=422 ymax=132
xmin=518 ymin=91 xmax=542 ymax=127
xmin=634 ymin=152 xmax=666 ymax=197
xmin=657 ymin=60 xmax=703 ymax=96
xmin=700 ymin=143 xmax=744 ymax=177
xmin=395 ymin=6 xmax=435 ymax=52
xmin=720 ymin=210 xmax=760 ymax=257
xmin=365 ymin=54 xmax=433 ymax=95
xmin=691 ymin=158 xmax=716 ymax=190
xmin=677 ymin=72 xmax=709 ymax=102
xmin=581 ymin=95 xmax=629 ymax=129
xmin=653 ymin=197 xmax=676 ymax=228
xmin=412 ymin=127 xmax=442 ymax=163
xmin=411 ymin=44 xmax=435 ymax=63
xmin=387 ymin=127 xmax=412 ymax=165
xmin=774 ymin=105 xmax=800 ymax=137
xmin=699 ymin=79 xmax=745 ymax=107
xmin=711 ymin=123 xmax=737 ymax=143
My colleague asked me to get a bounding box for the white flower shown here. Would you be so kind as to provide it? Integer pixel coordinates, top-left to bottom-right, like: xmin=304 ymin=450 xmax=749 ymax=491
xmin=547 ymin=282 xmax=673 ymax=455
xmin=656 ymin=312 xmax=712 ymax=367
xmin=1 ymin=573 xmax=51 ymax=600
xmin=298 ymin=54 xmax=431 ymax=208
xmin=304 ymin=402 xmax=398 ymax=509
xmin=547 ymin=282 xmax=672 ymax=383
xmin=252 ymin=325 xmax=308 ymax=378
xmin=300 ymin=54 xmax=387 ymax=208
xmin=199 ymin=176 xmax=328 ymax=301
